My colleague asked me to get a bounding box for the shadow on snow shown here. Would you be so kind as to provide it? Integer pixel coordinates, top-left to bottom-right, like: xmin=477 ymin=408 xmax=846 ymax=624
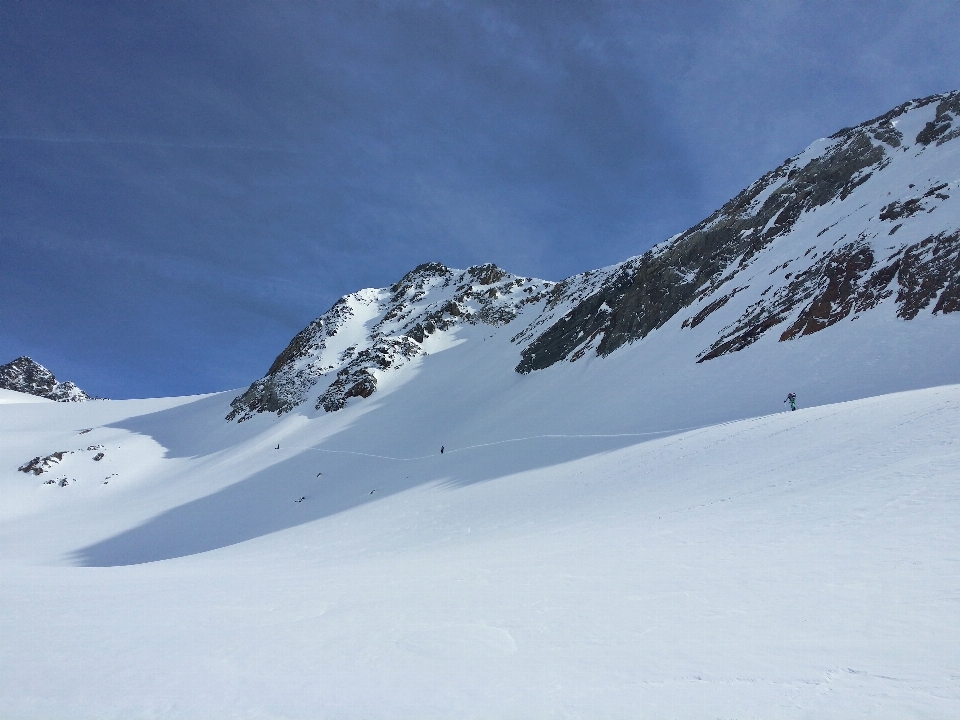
xmin=72 ymin=431 xmax=673 ymax=567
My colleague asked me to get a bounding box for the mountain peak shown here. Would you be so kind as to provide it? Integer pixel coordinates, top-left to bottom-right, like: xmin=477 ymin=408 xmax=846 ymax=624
xmin=226 ymin=263 xmax=554 ymax=421
xmin=0 ymin=356 xmax=97 ymax=402
xmin=229 ymin=90 xmax=960 ymax=421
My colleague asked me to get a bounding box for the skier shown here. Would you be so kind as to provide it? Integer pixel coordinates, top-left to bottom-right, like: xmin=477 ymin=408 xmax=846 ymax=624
xmin=784 ymin=392 xmax=797 ymax=411
xmin=440 ymin=445 xmax=445 ymax=454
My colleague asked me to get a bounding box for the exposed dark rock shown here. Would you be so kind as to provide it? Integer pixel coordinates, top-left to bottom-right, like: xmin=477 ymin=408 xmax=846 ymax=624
xmin=697 ymin=312 xmax=787 ymax=362
xmin=779 ymin=247 xmax=875 ymax=341
xmin=916 ymin=95 xmax=960 ymax=146
xmin=897 ymin=231 xmax=960 ymax=319
xmin=385 ymin=266 xmax=456 ymax=325
xmin=697 ymin=243 xmax=874 ymax=360
xmin=476 ymin=305 xmax=517 ymax=326
xmin=226 ymin=367 xmax=321 ymax=421
xmin=228 ymin=258 xmax=557 ymax=419
xmin=228 ymin=92 xmax=960 ymax=415
xmin=682 ymin=287 xmax=747 ymax=329
xmin=319 ymin=371 xmax=378 ymax=413
xmin=516 ymin=292 xmax=615 ymax=373
xmin=871 ymin=120 xmax=903 ymax=148
xmin=406 ymin=323 xmax=428 ymax=343
xmin=0 ymin=357 xmax=96 ymax=402
xmin=879 ymin=198 xmax=923 ymax=221
xmin=467 ymin=263 xmax=507 ymax=285
xmin=696 ymin=228 xmax=960 ymax=362
xmin=315 ymin=337 xmax=421 ymax=412
xmin=19 ymin=451 xmax=72 ymax=475
xmin=390 ymin=263 xmax=453 ymax=295
xmin=853 ymin=260 xmax=901 ymax=313
xmin=226 ymin=298 xmax=358 ymax=421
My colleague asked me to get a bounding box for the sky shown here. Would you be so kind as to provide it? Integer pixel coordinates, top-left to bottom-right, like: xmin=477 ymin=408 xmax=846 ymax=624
xmin=2 ymin=1 xmax=959 ymax=399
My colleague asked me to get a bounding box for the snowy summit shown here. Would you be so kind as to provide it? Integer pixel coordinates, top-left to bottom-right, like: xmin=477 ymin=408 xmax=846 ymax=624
xmin=0 ymin=356 xmax=96 ymax=402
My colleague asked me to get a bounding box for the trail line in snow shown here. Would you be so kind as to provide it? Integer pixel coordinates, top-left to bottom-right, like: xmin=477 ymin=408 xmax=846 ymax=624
xmin=300 ymin=425 xmax=717 ymax=462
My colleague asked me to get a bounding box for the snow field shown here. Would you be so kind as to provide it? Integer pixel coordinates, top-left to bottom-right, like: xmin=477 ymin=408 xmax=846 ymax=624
xmin=1 ymin=383 xmax=959 ymax=718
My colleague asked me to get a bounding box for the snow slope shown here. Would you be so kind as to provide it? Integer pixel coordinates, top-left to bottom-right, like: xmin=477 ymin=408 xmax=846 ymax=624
xmin=0 ymin=388 xmax=52 ymax=404
xmin=1 ymin=381 xmax=959 ymax=718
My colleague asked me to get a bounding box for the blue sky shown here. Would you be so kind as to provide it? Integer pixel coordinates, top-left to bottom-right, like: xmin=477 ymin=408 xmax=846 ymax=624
xmin=3 ymin=1 xmax=959 ymax=398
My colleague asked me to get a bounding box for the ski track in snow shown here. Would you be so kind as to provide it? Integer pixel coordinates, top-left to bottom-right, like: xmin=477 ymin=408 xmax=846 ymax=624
xmin=302 ymin=427 xmax=706 ymax=461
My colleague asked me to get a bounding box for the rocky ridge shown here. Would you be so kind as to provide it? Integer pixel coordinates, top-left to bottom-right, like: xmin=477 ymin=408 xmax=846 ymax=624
xmin=227 ymin=264 xmax=555 ymax=421
xmin=0 ymin=356 xmax=96 ymax=402
xmin=517 ymin=90 xmax=960 ymax=371
xmin=229 ymin=91 xmax=960 ymax=420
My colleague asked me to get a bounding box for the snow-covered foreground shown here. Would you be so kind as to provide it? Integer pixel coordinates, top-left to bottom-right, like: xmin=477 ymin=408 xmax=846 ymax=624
xmin=2 ymin=380 xmax=959 ymax=718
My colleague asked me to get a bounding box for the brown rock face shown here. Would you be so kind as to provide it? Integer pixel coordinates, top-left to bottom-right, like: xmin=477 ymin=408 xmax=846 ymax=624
xmin=898 ymin=231 xmax=960 ymax=319
xmin=779 ymin=247 xmax=875 ymax=341
xmin=697 ymin=230 xmax=960 ymax=363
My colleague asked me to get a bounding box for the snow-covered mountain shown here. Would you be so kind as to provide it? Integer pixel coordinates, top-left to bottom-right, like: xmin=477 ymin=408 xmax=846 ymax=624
xmin=3 ymin=92 xmax=960 ymax=718
xmin=0 ymin=356 xmax=96 ymax=402
xmin=227 ymin=263 xmax=556 ymax=420
xmin=230 ymin=91 xmax=960 ymax=422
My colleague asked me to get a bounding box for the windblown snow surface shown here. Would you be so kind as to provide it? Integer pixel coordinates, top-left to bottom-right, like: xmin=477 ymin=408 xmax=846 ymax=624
xmin=2 ymin=306 xmax=960 ymax=718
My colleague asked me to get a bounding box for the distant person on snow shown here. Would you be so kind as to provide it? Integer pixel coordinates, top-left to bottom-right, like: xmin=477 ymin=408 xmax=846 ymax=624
xmin=440 ymin=445 xmax=445 ymax=454
xmin=784 ymin=392 xmax=797 ymax=411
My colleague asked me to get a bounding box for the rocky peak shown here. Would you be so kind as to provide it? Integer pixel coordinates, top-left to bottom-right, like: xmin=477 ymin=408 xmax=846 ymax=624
xmin=0 ymin=356 xmax=96 ymax=402
xmin=226 ymin=264 xmax=554 ymax=421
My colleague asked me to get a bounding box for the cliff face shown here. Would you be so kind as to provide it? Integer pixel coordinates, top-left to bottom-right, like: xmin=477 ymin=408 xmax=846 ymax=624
xmin=229 ymin=91 xmax=960 ymax=421
xmin=0 ymin=356 xmax=95 ymax=402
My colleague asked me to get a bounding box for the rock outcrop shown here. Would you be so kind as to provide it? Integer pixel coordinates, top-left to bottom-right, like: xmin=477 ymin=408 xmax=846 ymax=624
xmin=227 ymin=264 xmax=554 ymax=421
xmin=0 ymin=356 xmax=96 ymax=401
